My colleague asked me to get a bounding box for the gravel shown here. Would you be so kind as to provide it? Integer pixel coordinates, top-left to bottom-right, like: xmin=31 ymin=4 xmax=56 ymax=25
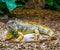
xmin=0 ymin=9 xmax=60 ymax=50
xmin=0 ymin=20 xmax=60 ymax=50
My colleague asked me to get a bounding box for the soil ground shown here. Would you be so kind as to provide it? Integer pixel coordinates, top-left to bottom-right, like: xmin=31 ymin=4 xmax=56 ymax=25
xmin=0 ymin=8 xmax=60 ymax=50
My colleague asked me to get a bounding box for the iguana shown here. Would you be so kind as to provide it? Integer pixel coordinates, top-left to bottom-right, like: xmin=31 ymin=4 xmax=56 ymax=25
xmin=5 ymin=20 xmax=54 ymax=42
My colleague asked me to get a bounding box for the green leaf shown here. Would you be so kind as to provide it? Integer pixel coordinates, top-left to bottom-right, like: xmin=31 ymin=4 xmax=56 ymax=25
xmin=6 ymin=1 xmax=17 ymax=11
xmin=45 ymin=0 xmax=60 ymax=9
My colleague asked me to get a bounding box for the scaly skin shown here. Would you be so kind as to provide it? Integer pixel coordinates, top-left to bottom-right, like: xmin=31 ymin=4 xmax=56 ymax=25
xmin=6 ymin=20 xmax=54 ymax=42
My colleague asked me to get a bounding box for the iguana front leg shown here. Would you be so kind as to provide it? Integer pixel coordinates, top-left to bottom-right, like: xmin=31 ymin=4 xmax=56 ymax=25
xmin=14 ymin=32 xmax=24 ymax=42
xmin=34 ymin=29 xmax=40 ymax=42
